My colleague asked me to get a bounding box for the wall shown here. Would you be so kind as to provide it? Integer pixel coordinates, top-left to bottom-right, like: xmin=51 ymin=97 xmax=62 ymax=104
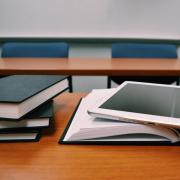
xmin=0 ymin=0 xmax=180 ymax=40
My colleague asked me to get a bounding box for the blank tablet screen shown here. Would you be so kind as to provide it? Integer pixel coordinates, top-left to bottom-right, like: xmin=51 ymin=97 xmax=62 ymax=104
xmin=100 ymin=83 xmax=180 ymax=118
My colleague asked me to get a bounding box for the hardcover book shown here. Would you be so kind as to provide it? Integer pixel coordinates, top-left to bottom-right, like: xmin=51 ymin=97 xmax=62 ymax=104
xmin=60 ymin=89 xmax=180 ymax=145
xmin=0 ymin=101 xmax=53 ymax=130
xmin=0 ymin=129 xmax=40 ymax=142
xmin=0 ymin=75 xmax=68 ymax=119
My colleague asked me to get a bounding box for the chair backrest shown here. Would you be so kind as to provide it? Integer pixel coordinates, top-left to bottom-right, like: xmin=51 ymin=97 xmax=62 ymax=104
xmin=2 ymin=42 xmax=69 ymax=58
xmin=112 ymin=43 xmax=177 ymax=59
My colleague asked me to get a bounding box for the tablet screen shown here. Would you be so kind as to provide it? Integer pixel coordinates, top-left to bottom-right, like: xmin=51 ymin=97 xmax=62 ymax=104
xmin=100 ymin=83 xmax=180 ymax=118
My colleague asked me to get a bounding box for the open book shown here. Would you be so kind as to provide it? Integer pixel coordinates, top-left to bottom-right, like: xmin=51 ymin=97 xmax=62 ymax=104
xmin=60 ymin=89 xmax=180 ymax=144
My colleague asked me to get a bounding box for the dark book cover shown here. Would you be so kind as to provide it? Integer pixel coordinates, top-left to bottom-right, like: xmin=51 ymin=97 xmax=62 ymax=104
xmin=0 ymin=75 xmax=68 ymax=103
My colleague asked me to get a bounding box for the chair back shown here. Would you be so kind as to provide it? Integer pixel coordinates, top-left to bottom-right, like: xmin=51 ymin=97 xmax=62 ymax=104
xmin=112 ymin=43 xmax=177 ymax=59
xmin=2 ymin=42 xmax=69 ymax=58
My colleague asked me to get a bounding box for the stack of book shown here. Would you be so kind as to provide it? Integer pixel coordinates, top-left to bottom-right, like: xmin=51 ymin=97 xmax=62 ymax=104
xmin=0 ymin=75 xmax=69 ymax=142
xmin=60 ymin=82 xmax=180 ymax=145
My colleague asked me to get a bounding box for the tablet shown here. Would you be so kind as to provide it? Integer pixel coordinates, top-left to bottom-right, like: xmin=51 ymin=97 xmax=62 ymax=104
xmin=88 ymin=81 xmax=180 ymax=128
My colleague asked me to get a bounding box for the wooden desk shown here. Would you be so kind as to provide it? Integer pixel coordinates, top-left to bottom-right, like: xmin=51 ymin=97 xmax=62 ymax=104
xmin=0 ymin=57 xmax=180 ymax=76
xmin=0 ymin=93 xmax=180 ymax=180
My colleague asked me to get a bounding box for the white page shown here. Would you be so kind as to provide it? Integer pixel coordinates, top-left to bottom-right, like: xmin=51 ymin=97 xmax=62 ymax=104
xmin=64 ymin=89 xmax=118 ymax=140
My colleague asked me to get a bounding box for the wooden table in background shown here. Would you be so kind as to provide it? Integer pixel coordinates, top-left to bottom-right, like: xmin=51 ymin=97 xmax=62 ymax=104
xmin=0 ymin=93 xmax=180 ymax=180
xmin=0 ymin=58 xmax=180 ymax=76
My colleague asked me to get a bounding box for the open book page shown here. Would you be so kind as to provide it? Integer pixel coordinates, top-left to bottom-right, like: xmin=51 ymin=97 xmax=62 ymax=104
xmin=64 ymin=89 xmax=180 ymax=142
xmin=64 ymin=89 xmax=117 ymax=141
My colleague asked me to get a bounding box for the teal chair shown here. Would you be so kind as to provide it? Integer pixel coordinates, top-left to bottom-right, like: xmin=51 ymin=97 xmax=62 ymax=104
xmin=108 ymin=43 xmax=179 ymax=88
xmin=2 ymin=42 xmax=73 ymax=92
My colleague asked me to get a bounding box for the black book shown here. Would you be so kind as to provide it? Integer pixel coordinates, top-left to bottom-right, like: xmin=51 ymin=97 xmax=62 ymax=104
xmin=0 ymin=129 xmax=41 ymax=142
xmin=59 ymin=90 xmax=180 ymax=145
xmin=0 ymin=75 xmax=69 ymax=119
xmin=0 ymin=101 xmax=53 ymax=130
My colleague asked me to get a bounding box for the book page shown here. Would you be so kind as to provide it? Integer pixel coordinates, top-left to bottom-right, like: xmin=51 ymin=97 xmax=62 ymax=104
xmin=64 ymin=89 xmax=117 ymax=140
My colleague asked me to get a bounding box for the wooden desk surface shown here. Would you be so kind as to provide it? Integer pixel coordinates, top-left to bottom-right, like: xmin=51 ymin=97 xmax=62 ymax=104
xmin=0 ymin=93 xmax=180 ymax=180
xmin=0 ymin=57 xmax=180 ymax=76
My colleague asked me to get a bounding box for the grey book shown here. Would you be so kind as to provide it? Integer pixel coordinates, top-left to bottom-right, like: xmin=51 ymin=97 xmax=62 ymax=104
xmin=0 ymin=129 xmax=41 ymax=142
xmin=0 ymin=75 xmax=69 ymax=119
xmin=0 ymin=101 xmax=53 ymax=130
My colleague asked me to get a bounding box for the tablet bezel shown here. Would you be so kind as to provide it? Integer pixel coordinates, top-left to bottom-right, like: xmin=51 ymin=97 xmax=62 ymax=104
xmin=87 ymin=81 xmax=180 ymax=128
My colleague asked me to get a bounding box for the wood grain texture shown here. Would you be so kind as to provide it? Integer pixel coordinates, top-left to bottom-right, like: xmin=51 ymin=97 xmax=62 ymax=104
xmin=0 ymin=58 xmax=180 ymax=76
xmin=0 ymin=93 xmax=180 ymax=180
